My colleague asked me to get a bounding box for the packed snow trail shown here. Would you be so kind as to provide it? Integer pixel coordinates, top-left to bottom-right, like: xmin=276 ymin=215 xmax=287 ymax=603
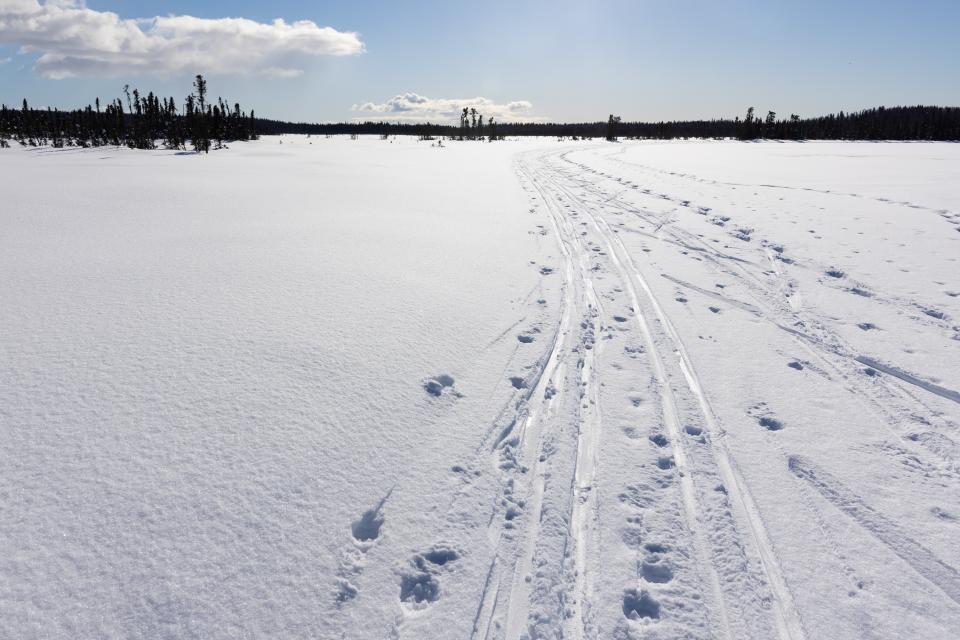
xmin=447 ymin=142 xmax=960 ymax=639
xmin=514 ymin=147 xmax=803 ymax=639
xmin=555 ymin=158 xmax=806 ymax=640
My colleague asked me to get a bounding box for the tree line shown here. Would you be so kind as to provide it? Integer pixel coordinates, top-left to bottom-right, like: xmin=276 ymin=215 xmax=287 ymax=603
xmin=732 ymin=105 xmax=960 ymax=141
xmin=0 ymin=75 xmax=258 ymax=152
xmin=2 ymin=95 xmax=958 ymax=147
xmin=255 ymin=105 xmax=960 ymax=141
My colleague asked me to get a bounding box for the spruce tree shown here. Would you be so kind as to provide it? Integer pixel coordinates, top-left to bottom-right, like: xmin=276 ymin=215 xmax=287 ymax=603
xmin=606 ymin=114 xmax=621 ymax=141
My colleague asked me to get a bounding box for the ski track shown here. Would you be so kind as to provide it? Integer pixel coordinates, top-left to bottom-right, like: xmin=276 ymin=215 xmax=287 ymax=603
xmin=560 ymin=147 xmax=959 ymax=476
xmin=538 ymin=148 xmax=806 ymax=640
xmin=495 ymin=144 xmax=955 ymax=638
xmin=339 ymin=142 xmax=958 ymax=640
xmin=854 ymin=356 xmax=960 ymax=405
xmin=601 ymin=152 xmax=960 ymax=230
xmin=789 ymin=455 xmax=960 ymax=607
xmin=407 ymin=146 xmax=813 ymax=640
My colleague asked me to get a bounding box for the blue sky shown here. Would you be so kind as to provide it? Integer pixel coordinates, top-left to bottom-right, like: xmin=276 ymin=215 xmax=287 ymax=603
xmin=1 ymin=0 xmax=958 ymax=123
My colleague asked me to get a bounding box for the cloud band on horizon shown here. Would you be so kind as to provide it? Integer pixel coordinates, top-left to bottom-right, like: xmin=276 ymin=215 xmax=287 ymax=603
xmin=353 ymin=92 xmax=542 ymax=124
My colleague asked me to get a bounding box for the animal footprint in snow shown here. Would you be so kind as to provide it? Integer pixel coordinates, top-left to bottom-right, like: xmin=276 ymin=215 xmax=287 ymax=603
xmin=621 ymin=425 xmax=641 ymax=439
xmin=399 ymin=545 xmax=461 ymax=610
xmin=424 ymin=374 xmax=462 ymax=398
xmin=336 ymin=489 xmax=393 ymax=605
xmin=399 ymin=572 xmax=439 ymax=609
xmin=759 ymin=416 xmax=784 ymax=431
xmin=656 ymin=455 xmax=675 ymax=470
xmin=416 ymin=546 xmax=459 ymax=566
xmin=622 ymin=588 xmax=661 ymax=620
xmin=641 ymin=557 xmax=674 ymax=584
xmin=684 ymin=425 xmax=704 ymax=441
xmin=509 ymin=376 xmax=528 ymax=390
xmin=334 ymin=578 xmax=358 ymax=604
xmin=352 ymin=490 xmax=393 ymax=544
xmin=748 ymin=402 xmax=785 ymax=431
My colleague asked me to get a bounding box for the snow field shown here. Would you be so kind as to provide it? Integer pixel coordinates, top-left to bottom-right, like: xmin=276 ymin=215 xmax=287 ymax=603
xmin=1 ymin=137 xmax=959 ymax=639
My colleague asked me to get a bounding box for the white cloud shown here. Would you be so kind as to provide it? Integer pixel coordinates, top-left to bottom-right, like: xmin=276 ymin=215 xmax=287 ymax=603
xmin=353 ymin=92 xmax=544 ymax=123
xmin=260 ymin=66 xmax=304 ymax=79
xmin=0 ymin=0 xmax=364 ymax=79
xmin=0 ymin=55 xmax=10 ymax=63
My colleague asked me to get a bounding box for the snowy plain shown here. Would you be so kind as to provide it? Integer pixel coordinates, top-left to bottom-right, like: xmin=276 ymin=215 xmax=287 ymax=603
xmin=1 ymin=137 xmax=958 ymax=639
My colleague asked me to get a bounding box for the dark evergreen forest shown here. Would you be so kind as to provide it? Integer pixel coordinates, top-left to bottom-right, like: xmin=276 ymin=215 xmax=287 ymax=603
xmin=259 ymin=106 xmax=960 ymax=141
xmin=2 ymin=79 xmax=957 ymax=150
xmin=0 ymin=75 xmax=257 ymax=151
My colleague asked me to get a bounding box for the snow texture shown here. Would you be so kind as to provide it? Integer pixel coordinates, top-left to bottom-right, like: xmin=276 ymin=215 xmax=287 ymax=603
xmin=1 ymin=137 xmax=959 ymax=639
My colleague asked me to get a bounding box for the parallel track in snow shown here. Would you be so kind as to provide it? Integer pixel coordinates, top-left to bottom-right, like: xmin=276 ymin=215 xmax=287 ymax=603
xmin=508 ymin=147 xmax=807 ymax=640
xmin=467 ymin=154 xmax=601 ymax=640
xmin=405 ymin=143 xmax=954 ymax=640
xmin=557 ymin=148 xmax=960 ymax=477
xmin=378 ymin=142 xmax=959 ymax=640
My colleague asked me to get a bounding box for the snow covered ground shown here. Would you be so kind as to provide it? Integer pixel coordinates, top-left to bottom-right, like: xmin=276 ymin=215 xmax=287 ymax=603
xmin=1 ymin=137 xmax=958 ymax=639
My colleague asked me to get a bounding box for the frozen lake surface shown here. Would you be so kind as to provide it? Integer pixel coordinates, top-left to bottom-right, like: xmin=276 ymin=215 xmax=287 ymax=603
xmin=1 ymin=138 xmax=959 ymax=639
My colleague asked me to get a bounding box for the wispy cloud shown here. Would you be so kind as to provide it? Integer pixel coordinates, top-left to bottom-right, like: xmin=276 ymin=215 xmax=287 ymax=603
xmin=353 ymin=92 xmax=544 ymax=123
xmin=0 ymin=0 xmax=364 ymax=79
